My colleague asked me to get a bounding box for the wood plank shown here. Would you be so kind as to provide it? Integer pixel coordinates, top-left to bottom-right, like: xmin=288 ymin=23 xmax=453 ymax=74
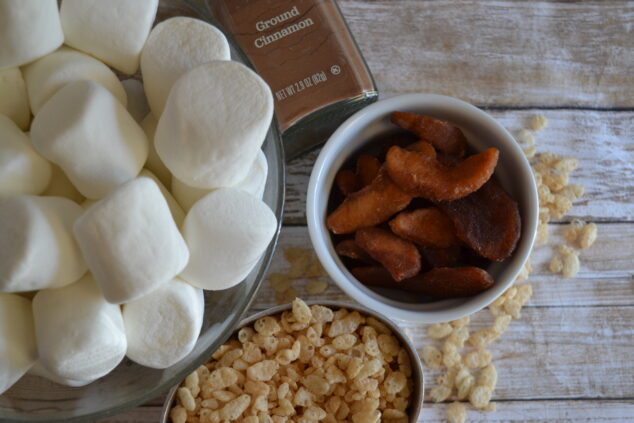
xmin=338 ymin=1 xmax=634 ymax=107
xmin=106 ymin=399 xmax=634 ymax=423
xmin=100 ymin=400 xmax=634 ymax=423
xmin=254 ymin=224 xmax=634 ymax=310
xmin=283 ymin=110 xmax=634 ymax=225
xmin=405 ymin=306 xmax=634 ymax=401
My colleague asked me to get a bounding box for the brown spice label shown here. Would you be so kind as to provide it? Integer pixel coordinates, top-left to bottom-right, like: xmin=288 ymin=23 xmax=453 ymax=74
xmin=211 ymin=0 xmax=375 ymax=131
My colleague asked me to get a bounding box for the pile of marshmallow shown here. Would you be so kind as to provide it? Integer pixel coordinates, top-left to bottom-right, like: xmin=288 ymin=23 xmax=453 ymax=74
xmin=0 ymin=0 xmax=277 ymax=393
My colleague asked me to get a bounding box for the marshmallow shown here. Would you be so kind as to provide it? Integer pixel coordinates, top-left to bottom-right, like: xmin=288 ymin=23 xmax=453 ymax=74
xmin=0 ymin=115 xmax=51 ymax=195
xmin=121 ymin=79 xmax=149 ymax=123
xmin=60 ymin=0 xmax=158 ymax=75
xmin=155 ymin=61 xmax=274 ymax=189
xmin=73 ymin=177 xmax=189 ymax=304
xmin=0 ymin=294 xmax=37 ymax=395
xmin=171 ymin=150 xmax=268 ymax=211
xmin=180 ymin=188 xmax=277 ymax=290
xmin=235 ymin=150 xmax=268 ymax=200
xmin=0 ymin=195 xmax=87 ymax=292
xmin=0 ymin=0 xmax=64 ymax=70
xmin=42 ymin=164 xmax=85 ymax=204
xmin=31 ymin=80 xmax=148 ymax=199
xmin=139 ymin=169 xmax=185 ymax=227
xmin=0 ymin=68 xmax=30 ymax=130
xmin=141 ymin=113 xmax=171 ymax=187
xmin=171 ymin=177 xmax=213 ymax=212
xmin=123 ymin=278 xmax=204 ymax=369
xmin=32 ymin=275 xmax=127 ymax=382
xmin=28 ymin=361 xmax=91 ymax=387
xmin=22 ymin=46 xmax=128 ymax=115
xmin=141 ymin=17 xmax=230 ymax=117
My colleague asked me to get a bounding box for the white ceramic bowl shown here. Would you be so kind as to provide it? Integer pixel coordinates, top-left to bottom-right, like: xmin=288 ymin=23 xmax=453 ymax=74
xmin=307 ymin=93 xmax=538 ymax=323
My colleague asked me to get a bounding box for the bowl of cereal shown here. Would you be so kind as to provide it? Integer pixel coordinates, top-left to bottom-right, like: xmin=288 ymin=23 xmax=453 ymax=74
xmin=306 ymin=93 xmax=539 ymax=323
xmin=161 ymin=299 xmax=424 ymax=423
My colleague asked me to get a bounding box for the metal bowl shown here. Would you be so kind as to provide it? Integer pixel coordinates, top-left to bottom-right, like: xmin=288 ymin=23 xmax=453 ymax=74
xmin=0 ymin=2 xmax=285 ymax=421
xmin=160 ymin=301 xmax=425 ymax=423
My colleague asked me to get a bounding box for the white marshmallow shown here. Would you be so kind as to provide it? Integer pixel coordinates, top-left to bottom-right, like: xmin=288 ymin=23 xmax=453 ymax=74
xmin=235 ymin=150 xmax=268 ymax=200
xmin=0 ymin=0 xmax=64 ymax=70
xmin=42 ymin=164 xmax=85 ymax=204
xmin=73 ymin=177 xmax=189 ymax=304
xmin=171 ymin=177 xmax=212 ymax=212
xmin=0 ymin=195 xmax=87 ymax=292
xmin=171 ymin=150 xmax=268 ymax=211
xmin=155 ymin=61 xmax=274 ymax=189
xmin=32 ymin=275 xmax=127 ymax=382
xmin=123 ymin=278 xmax=203 ymax=369
xmin=31 ymin=80 xmax=148 ymax=199
xmin=0 ymin=115 xmax=51 ymax=195
xmin=23 ymin=46 xmax=128 ymax=115
xmin=0 ymin=294 xmax=37 ymax=395
xmin=180 ymin=188 xmax=277 ymax=290
xmin=139 ymin=169 xmax=185 ymax=227
xmin=60 ymin=0 xmax=158 ymax=75
xmin=0 ymin=68 xmax=30 ymax=130
xmin=141 ymin=17 xmax=230 ymax=117
xmin=141 ymin=113 xmax=171 ymax=187
xmin=28 ymin=361 xmax=91 ymax=387
xmin=121 ymin=79 xmax=149 ymax=123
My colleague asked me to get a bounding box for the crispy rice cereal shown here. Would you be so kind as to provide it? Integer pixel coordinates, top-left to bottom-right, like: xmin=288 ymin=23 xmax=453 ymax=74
xmin=170 ymin=299 xmax=414 ymax=423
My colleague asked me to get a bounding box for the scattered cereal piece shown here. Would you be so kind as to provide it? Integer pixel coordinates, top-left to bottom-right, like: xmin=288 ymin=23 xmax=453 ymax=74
xmin=447 ymin=401 xmax=467 ymax=423
xmin=579 ymin=222 xmax=598 ymax=249
xmin=269 ymin=272 xmax=292 ymax=293
xmin=468 ymin=329 xmax=497 ymax=349
xmin=450 ymin=316 xmax=470 ymax=328
xmin=455 ymin=367 xmax=475 ymax=400
xmin=530 ymin=115 xmax=548 ymax=131
xmin=517 ymin=129 xmax=535 ymax=145
xmin=421 ymin=345 xmax=443 ymax=370
xmin=464 ymin=349 xmax=492 ymax=369
xmin=479 ymin=364 xmax=498 ymax=389
xmin=429 ymin=384 xmax=452 ymax=403
xmin=549 ymin=255 xmax=563 ymax=273
xmin=428 ymin=322 xmax=453 ymax=339
xmin=442 ymin=343 xmax=462 ymax=368
xmin=561 ymin=249 xmax=580 ymax=278
xmin=469 ymin=385 xmax=493 ymax=409
xmin=305 ymin=280 xmax=329 ymax=295
xmin=446 ymin=327 xmax=469 ymax=349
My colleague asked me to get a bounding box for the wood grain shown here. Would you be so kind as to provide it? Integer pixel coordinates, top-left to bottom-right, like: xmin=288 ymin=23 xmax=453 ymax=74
xmin=253 ymin=223 xmax=634 ymax=309
xmin=283 ymin=110 xmax=634 ymax=225
xmin=339 ymin=1 xmax=634 ymax=107
xmin=107 ymin=399 xmax=634 ymax=423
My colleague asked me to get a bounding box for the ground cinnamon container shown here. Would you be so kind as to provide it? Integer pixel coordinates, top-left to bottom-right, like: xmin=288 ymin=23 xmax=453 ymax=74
xmin=195 ymin=0 xmax=379 ymax=159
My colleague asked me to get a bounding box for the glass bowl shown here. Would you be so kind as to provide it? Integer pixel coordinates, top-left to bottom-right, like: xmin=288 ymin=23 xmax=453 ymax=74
xmin=0 ymin=2 xmax=285 ymax=421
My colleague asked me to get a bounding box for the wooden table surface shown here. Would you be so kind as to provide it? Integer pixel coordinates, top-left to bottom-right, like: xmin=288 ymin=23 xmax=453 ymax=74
xmin=105 ymin=1 xmax=634 ymax=422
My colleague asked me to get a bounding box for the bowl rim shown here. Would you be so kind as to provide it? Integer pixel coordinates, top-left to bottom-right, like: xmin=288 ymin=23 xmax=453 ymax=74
xmin=160 ymin=300 xmax=425 ymax=423
xmin=306 ymin=93 xmax=538 ymax=323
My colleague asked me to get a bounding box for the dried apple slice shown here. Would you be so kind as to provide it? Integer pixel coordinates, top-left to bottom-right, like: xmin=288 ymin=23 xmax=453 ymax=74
xmin=385 ymin=145 xmax=498 ymax=201
xmin=391 ymin=112 xmax=467 ymax=157
xmin=326 ymin=168 xmax=412 ymax=235
xmin=436 ymin=179 xmax=521 ymax=261
xmin=355 ymin=227 xmax=421 ymax=281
